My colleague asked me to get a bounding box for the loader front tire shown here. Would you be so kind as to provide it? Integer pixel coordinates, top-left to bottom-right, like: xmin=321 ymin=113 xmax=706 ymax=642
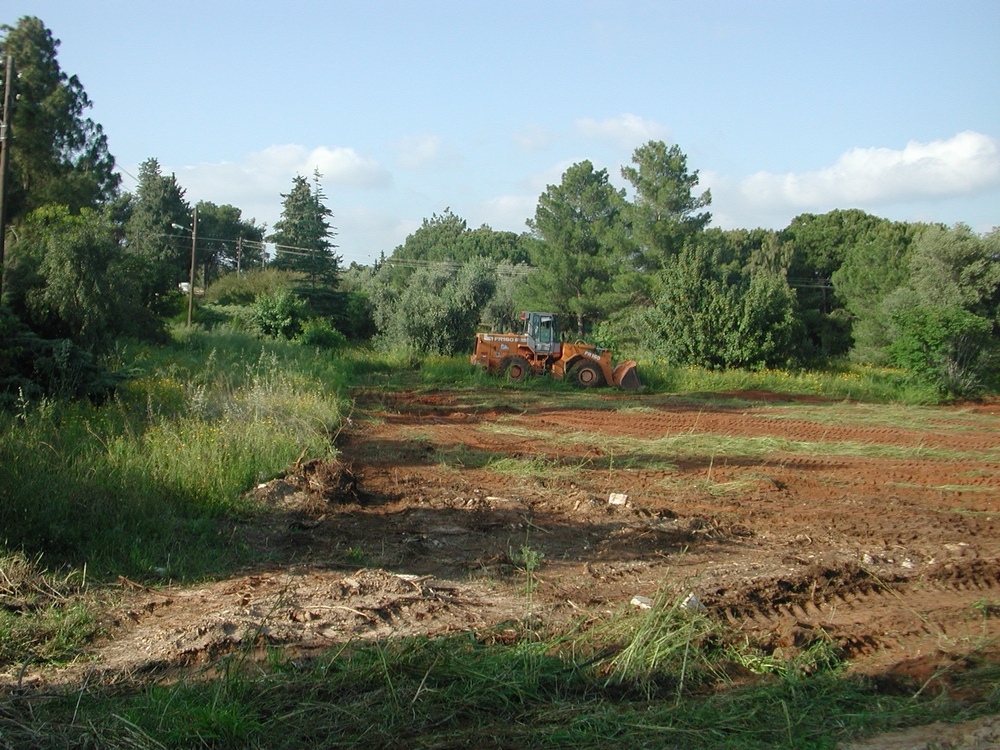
xmin=570 ymin=361 xmax=604 ymax=388
xmin=500 ymin=355 xmax=531 ymax=383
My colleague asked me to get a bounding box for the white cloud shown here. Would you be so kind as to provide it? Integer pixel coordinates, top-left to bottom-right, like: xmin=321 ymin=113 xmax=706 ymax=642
xmin=704 ymin=131 xmax=1000 ymax=231
xmin=739 ymin=131 xmax=1000 ymax=210
xmin=470 ymin=194 xmax=536 ymax=233
xmin=170 ymin=160 xmax=279 ymax=227
xmin=148 ymin=143 xmax=391 ymax=233
xmin=394 ymin=134 xmax=462 ymax=170
xmin=309 ymin=146 xmax=392 ymax=188
xmin=228 ymin=144 xmax=391 ymax=189
xmin=575 ymin=114 xmax=670 ymax=151
xmin=395 ymin=134 xmax=442 ymax=169
xmin=695 ymin=170 xmax=742 ymax=228
xmin=335 ymin=206 xmax=415 ymax=264
xmin=513 ymin=124 xmax=559 ymax=152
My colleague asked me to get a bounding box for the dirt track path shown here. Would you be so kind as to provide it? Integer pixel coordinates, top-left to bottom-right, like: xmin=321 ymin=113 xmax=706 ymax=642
xmin=8 ymin=390 xmax=1000 ymax=701
xmin=340 ymin=390 xmax=1000 ymax=681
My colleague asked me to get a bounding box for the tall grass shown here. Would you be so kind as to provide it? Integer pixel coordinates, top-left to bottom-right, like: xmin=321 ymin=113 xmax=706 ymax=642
xmin=0 ymin=328 xmax=348 ymax=581
xmin=366 ymin=351 xmax=949 ymax=404
xmin=637 ymin=360 xmax=943 ymax=404
xmin=2 ymin=609 xmax=995 ymax=749
xmin=0 ymin=551 xmax=97 ymax=665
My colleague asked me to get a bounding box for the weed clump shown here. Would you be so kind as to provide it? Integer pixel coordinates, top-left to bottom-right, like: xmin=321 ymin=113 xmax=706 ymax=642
xmin=0 ymin=552 xmax=97 ymax=666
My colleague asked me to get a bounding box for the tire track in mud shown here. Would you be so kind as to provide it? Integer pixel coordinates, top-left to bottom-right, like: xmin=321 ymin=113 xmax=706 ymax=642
xmin=707 ymin=558 xmax=1000 ymax=666
xmin=348 ymin=391 xmax=1000 ymax=680
xmin=528 ymin=408 xmax=1000 ymax=454
xmin=18 ymin=391 xmax=993 ymax=690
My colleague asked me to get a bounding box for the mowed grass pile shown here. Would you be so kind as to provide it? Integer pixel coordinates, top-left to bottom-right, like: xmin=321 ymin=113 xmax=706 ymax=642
xmin=0 ymin=327 xmax=349 ymax=581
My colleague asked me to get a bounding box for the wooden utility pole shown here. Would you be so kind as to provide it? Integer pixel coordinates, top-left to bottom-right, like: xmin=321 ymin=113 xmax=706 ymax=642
xmin=186 ymin=205 xmax=198 ymax=327
xmin=0 ymin=55 xmax=14 ymax=300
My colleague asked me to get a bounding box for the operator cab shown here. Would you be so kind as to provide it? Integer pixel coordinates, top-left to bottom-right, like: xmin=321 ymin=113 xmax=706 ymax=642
xmin=522 ymin=311 xmax=561 ymax=356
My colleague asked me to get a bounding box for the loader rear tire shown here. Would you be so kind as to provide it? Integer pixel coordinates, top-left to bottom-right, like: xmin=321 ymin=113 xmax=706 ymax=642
xmin=570 ymin=361 xmax=604 ymax=388
xmin=500 ymin=355 xmax=531 ymax=383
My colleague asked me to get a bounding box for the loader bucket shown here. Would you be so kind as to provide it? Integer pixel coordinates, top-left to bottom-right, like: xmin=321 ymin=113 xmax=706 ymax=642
xmin=612 ymin=360 xmax=643 ymax=391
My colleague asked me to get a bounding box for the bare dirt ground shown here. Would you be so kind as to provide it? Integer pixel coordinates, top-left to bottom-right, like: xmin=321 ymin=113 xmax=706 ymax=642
xmin=6 ymin=387 xmax=1000 ymax=745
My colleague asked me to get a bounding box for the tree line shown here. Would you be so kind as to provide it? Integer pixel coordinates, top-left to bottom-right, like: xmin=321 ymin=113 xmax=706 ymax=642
xmin=352 ymin=145 xmax=999 ymax=397
xmin=2 ymin=15 xmax=998 ymax=402
xmin=0 ymin=18 xmax=345 ymax=397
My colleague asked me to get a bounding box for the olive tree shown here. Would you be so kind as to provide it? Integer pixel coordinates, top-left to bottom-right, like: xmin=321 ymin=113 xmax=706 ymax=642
xmin=367 ymin=257 xmax=497 ymax=356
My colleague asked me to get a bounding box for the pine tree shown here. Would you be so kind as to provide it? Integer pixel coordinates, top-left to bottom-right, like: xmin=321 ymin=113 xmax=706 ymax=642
xmin=123 ymin=158 xmax=191 ymax=306
xmin=0 ymin=16 xmax=120 ymax=221
xmin=621 ymin=140 xmax=711 ymax=271
xmin=525 ymin=161 xmax=626 ymax=336
xmin=268 ymin=171 xmax=340 ymax=289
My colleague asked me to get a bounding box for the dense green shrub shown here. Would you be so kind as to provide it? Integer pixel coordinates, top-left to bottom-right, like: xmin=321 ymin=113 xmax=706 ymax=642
xmin=297 ymin=317 xmax=347 ymax=350
xmin=644 ymin=232 xmax=800 ymax=369
xmin=204 ymin=269 xmax=299 ymax=305
xmin=245 ymin=290 xmax=307 ymax=339
xmin=888 ymin=305 xmax=998 ymax=398
xmin=335 ymin=288 xmax=377 ymax=341
xmin=3 ymin=206 xmax=165 ymax=348
xmin=0 ymin=307 xmax=120 ymax=406
xmin=369 ymin=259 xmax=496 ymax=355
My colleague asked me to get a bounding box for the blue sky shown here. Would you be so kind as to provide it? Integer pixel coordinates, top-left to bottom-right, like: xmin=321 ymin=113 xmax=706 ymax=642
xmin=12 ymin=0 xmax=1000 ymax=266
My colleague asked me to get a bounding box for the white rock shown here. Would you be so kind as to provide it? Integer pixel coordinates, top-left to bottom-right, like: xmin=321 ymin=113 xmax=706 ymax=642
xmin=682 ymin=592 xmax=707 ymax=612
xmin=630 ymin=595 xmax=653 ymax=609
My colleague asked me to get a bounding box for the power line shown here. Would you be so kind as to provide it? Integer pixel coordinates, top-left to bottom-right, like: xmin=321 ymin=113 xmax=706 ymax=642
xmin=147 ymin=233 xmax=334 ymax=261
xmin=114 ymin=164 xmax=139 ymax=185
xmin=151 ymin=231 xmax=252 ymax=245
xmin=384 ymin=258 xmax=537 ymax=275
xmin=239 ymin=239 xmax=339 ymax=255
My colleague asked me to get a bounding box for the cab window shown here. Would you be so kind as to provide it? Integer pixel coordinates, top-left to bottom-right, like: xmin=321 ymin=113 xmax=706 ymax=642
xmin=538 ymin=318 xmax=553 ymax=344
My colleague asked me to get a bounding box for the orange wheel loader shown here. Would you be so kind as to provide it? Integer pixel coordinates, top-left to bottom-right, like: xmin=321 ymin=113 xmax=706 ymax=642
xmin=470 ymin=312 xmax=642 ymax=390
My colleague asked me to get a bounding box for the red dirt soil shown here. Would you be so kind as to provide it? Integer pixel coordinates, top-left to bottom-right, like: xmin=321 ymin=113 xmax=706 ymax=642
xmin=6 ymin=388 xmax=1000 ymax=740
